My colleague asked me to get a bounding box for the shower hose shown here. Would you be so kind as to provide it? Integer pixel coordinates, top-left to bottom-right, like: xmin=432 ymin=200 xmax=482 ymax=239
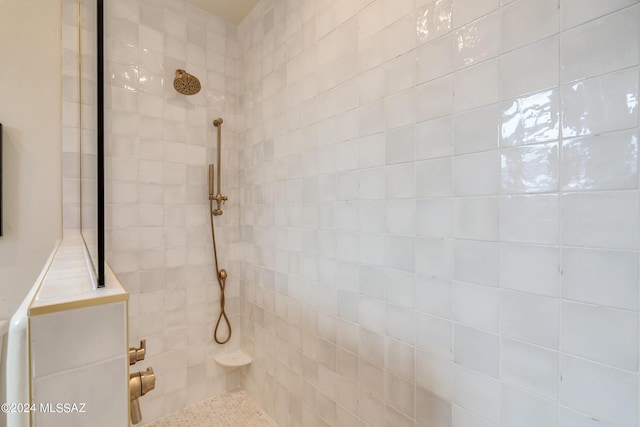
xmin=210 ymin=198 xmax=231 ymax=344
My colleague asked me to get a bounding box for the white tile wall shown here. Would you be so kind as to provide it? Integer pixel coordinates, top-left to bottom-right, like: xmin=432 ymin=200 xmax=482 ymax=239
xmin=30 ymin=302 xmax=128 ymax=427
xmin=94 ymin=0 xmax=241 ymax=423
xmin=236 ymin=1 xmax=640 ymax=426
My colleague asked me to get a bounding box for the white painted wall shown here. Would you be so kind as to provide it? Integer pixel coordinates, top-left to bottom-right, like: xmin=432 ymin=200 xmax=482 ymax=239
xmin=0 ymin=1 xmax=62 ymax=318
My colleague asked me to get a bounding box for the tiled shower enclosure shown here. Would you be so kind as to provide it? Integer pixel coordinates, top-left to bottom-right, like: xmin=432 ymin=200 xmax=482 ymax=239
xmin=70 ymin=0 xmax=640 ymax=425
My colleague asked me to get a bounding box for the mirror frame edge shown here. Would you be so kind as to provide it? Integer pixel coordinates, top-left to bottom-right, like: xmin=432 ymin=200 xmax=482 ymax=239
xmin=97 ymin=0 xmax=105 ymax=288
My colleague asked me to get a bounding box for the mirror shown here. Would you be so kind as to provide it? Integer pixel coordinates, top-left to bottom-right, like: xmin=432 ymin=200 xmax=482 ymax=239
xmin=79 ymin=0 xmax=104 ymax=287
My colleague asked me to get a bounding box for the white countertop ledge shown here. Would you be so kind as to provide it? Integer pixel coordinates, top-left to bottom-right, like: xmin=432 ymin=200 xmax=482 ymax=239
xmin=29 ymin=232 xmax=127 ymax=315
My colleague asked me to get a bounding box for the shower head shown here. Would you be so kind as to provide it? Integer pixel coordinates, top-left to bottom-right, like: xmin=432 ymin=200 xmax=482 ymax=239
xmin=173 ymin=69 xmax=201 ymax=95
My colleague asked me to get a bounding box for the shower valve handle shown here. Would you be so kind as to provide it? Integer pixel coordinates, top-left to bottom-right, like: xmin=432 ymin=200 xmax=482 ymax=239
xmin=212 ymin=194 xmax=228 ymax=204
xmin=128 ymin=340 xmax=146 ymax=365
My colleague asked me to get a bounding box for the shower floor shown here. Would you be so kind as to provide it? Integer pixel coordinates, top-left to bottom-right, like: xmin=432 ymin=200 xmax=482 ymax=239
xmin=144 ymin=388 xmax=277 ymax=427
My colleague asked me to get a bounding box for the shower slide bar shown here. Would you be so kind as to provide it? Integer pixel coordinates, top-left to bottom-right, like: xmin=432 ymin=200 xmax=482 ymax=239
xmin=209 ymin=118 xmax=231 ymax=345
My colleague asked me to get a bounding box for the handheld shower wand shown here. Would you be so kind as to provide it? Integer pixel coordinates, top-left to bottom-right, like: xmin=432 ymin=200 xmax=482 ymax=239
xmin=209 ymin=118 xmax=230 ymax=344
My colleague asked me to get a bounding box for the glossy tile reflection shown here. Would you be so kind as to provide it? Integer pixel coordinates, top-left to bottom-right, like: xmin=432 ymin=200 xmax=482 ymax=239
xmin=110 ymin=63 xmax=139 ymax=92
xmin=561 ymin=69 xmax=639 ymax=137
xmin=501 ymin=90 xmax=559 ymax=146
xmin=416 ymin=0 xmax=453 ymax=44
xmin=453 ymin=12 xmax=499 ymax=69
xmin=501 ymin=143 xmax=559 ymax=194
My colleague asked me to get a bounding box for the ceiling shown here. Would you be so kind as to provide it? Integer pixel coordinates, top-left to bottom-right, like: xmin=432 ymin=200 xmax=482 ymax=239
xmin=185 ymin=0 xmax=260 ymax=25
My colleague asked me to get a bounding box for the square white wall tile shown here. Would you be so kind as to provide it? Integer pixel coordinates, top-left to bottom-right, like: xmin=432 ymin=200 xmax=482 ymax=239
xmin=416 ymin=158 xmax=453 ymax=197
xmin=384 ymin=268 xmax=415 ymax=308
xmin=33 ymin=357 xmax=128 ymax=427
xmin=500 ymin=194 xmax=560 ymax=245
xmin=384 ymin=235 xmax=415 ymax=272
xmin=31 ymin=302 xmax=126 ymax=378
xmin=453 ymin=281 xmax=500 ymax=332
xmin=501 ymin=89 xmax=559 ymax=147
xmin=416 ymin=117 xmax=453 ymax=160
xmin=453 ymin=197 xmax=499 ymax=241
xmin=500 ymin=36 xmax=559 ymax=100
xmin=454 ymin=240 xmax=499 ymax=286
xmin=501 ymin=290 xmax=559 ymax=349
xmin=561 ymin=355 xmax=638 ymax=426
xmin=416 ymin=350 xmax=453 ymax=400
xmin=454 ymin=324 xmax=499 ymax=378
xmin=416 ymin=312 xmax=453 ymax=360
xmin=416 ymin=387 xmax=452 ymax=427
xmin=560 ymin=6 xmax=638 ymax=83
xmin=562 ymin=191 xmax=638 ymax=250
xmin=417 ymin=198 xmax=453 ymax=238
xmin=385 ymin=53 xmax=417 ymax=96
xmin=501 ymin=243 xmax=560 ymax=297
xmin=453 ymin=406 xmax=496 ymax=427
xmin=453 ymin=12 xmax=499 ymax=69
xmin=562 ymin=301 xmax=638 ymax=370
xmin=501 ymin=0 xmax=559 ymax=52
xmin=559 ymin=407 xmax=618 ymax=427
xmin=416 ymin=76 xmax=454 ymax=122
xmin=501 ymin=142 xmax=559 ymax=194
xmin=415 ymin=276 xmax=452 ymax=319
xmin=386 ymin=163 xmax=416 ymax=199
xmin=416 ymin=34 xmax=454 ymax=84
xmin=454 ymin=366 xmax=501 ymax=425
xmin=560 ymin=129 xmax=638 ymax=192
xmin=416 ymin=237 xmax=454 ymax=279
xmin=453 ymin=59 xmax=499 ymax=112
xmin=500 ymin=338 xmax=559 ymax=399
xmin=357 ymin=1 xmax=384 ymax=41
xmin=454 ymin=150 xmax=500 ymax=196
xmin=452 ymin=104 xmax=499 ymax=155
xmin=386 ymin=303 xmax=415 ymax=344
xmin=561 ymin=0 xmax=638 ymax=29
xmin=501 ymin=384 xmax=558 ymax=427
xmin=561 ymin=68 xmax=639 ymax=138
xmin=416 ymin=0 xmax=453 ymax=45
xmin=385 ymin=199 xmax=416 ymax=235
xmin=385 ymin=124 xmax=415 ymax=164
xmin=562 ymin=247 xmax=639 ymax=310
xmin=453 ymin=0 xmax=499 ymax=27
xmin=385 ymin=337 xmax=415 ymax=381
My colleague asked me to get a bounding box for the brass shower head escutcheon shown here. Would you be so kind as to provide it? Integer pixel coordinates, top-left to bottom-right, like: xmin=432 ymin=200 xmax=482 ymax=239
xmin=173 ymin=69 xmax=201 ymax=95
xmin=213 ymin=118 xmax=223 ymax=126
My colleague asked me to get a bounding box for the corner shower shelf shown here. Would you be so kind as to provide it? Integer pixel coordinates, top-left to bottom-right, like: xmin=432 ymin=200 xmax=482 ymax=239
xmin=214 ymin=349 xmax=252 ymax=368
